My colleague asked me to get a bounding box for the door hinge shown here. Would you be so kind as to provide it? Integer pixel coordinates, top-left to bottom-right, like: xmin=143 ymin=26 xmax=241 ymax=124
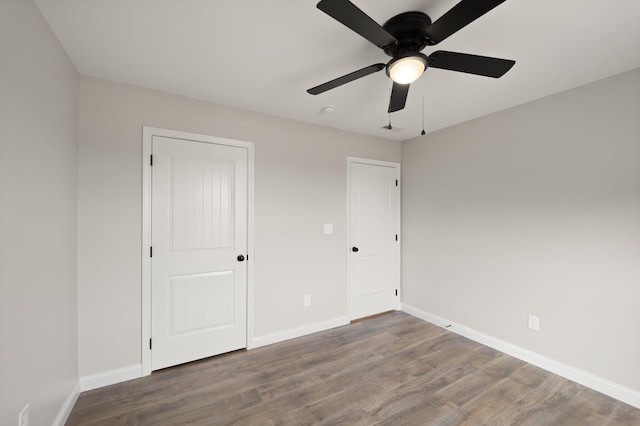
xmin=395 ymin=289 xmax=398 ymax=296
xmin=150 ymin=247 xmax=153 ymax=257
xmin=150 ymin=154 xmax=153 ymax=166
xmin=149 ymin=338 xmax=152 ymax=350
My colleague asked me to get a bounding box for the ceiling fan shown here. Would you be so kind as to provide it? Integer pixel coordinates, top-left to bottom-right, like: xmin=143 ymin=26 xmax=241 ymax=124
xmin=307 ymin=0 xmax=516 ymax=113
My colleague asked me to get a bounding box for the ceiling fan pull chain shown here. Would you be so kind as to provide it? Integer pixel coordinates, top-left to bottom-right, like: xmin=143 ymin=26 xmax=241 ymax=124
xmin=421 ymin=95 xmax=426 ymax=135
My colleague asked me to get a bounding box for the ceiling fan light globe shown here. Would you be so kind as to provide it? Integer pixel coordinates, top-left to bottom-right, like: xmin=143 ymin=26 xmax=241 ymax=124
xmin=389 ymin=56 xmax=426 ymax=84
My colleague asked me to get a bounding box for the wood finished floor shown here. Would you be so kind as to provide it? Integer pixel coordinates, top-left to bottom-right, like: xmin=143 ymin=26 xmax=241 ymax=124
xmin=67 ymin=312 xmax=640 ymax=425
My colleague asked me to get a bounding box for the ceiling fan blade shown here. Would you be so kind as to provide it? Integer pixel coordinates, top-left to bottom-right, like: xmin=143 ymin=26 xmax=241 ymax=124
xmin=424 ymin=0 xmax=507 ymax=45
xmin=388 ymin=82 xmax=410 ymax=113
xmin=307 ymin=63 xmax=385 ymax=95
xmin=317 ymin=0 xmax=397 ymax=49
xmin=428 ymin=51 xmax=515 ymax=78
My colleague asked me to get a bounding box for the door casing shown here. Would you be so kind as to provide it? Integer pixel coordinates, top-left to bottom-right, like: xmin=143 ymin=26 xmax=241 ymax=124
xmin=142 ymin=126 xmax=254 ymax=376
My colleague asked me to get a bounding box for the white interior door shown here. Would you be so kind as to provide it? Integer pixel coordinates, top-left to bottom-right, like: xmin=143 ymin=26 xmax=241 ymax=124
xmin=151 ymin=135 xmax=247 ymax=370
xmin=349 ymin=159 xmax=400 ymax=320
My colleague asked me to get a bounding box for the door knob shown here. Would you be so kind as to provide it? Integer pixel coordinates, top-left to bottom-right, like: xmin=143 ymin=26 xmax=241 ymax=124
xmin=237 ymin=255 xmax=245 ymax=262
xmin=352 ymin=247 xmax=359 ymax=252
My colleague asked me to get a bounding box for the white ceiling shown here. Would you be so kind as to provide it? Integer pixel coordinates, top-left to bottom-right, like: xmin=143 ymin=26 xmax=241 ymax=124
xmin=34 ymin=0 xmax=640 ymax=141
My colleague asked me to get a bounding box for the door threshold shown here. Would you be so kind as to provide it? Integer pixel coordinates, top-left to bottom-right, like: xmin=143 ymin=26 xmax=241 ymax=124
xmin=350 ymin=310 xmax=395 ymax=323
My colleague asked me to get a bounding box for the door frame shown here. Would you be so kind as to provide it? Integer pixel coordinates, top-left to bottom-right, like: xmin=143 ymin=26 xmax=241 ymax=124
xmin=141 ymin=126 xmax=254 ymax=376
xmin=346 ymin=157 xmax=401 ymax=321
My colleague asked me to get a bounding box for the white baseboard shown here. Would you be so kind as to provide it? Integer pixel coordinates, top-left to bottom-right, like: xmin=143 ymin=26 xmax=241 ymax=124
xmin=401 ymin=303 xmax=640 ymax=409
xmin=80 ymin=364 xmax=143 ymax=392
xmin=53 ymin=381 xmax=81 ymax=426
xmin=250 ymin=316 xmax=349 ymax=349
xmin=80 ymin=317 xmax=349 ymax=393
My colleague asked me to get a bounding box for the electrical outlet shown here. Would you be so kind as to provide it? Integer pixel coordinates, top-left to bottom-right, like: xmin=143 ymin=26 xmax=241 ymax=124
xmin=19 ymin=404 xmax=29 ymax=426
xmin=304 ymin=295 xmax=311 ymax=307
xmin=528 ymin=314 xmax=540 ymax=331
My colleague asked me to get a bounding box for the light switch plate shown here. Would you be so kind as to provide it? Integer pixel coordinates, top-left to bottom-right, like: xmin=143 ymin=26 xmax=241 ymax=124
xmin=323 ymin=224 xmax=333 ymax=235
xmin=528 ymin=314 xmax=540 ymax=331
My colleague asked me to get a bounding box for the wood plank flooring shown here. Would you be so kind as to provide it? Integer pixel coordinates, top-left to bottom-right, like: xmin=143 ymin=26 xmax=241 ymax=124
xmin=67 ymin=312 xmax=640 ymax=425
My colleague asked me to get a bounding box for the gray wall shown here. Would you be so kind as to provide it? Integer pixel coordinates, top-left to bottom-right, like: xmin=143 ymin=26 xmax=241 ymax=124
xmin=402 ymin=68 xmax=640 ymax=391
xmin=0 ymin=1 xmax=79 ymax=425
xmin=77 ymin=76 xmax=401 ymax=375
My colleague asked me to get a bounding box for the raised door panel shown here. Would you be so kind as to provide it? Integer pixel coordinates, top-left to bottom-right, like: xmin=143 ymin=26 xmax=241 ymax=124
xmin=169 ymin=271 xmax=235 ymax=336
xmin=171 ymin=157 xmax=234 ymax=251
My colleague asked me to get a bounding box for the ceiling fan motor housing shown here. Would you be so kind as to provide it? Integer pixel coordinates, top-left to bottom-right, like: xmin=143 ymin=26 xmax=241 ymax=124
xmin=382 ymin=12 xmax=433 ymax=58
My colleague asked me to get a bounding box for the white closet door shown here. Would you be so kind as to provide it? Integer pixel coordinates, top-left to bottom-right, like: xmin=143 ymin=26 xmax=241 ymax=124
xmin=349 ymin=160 xmax=400 ymax=320
xmin=151 ymin=135 xmax=247 ymax=370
